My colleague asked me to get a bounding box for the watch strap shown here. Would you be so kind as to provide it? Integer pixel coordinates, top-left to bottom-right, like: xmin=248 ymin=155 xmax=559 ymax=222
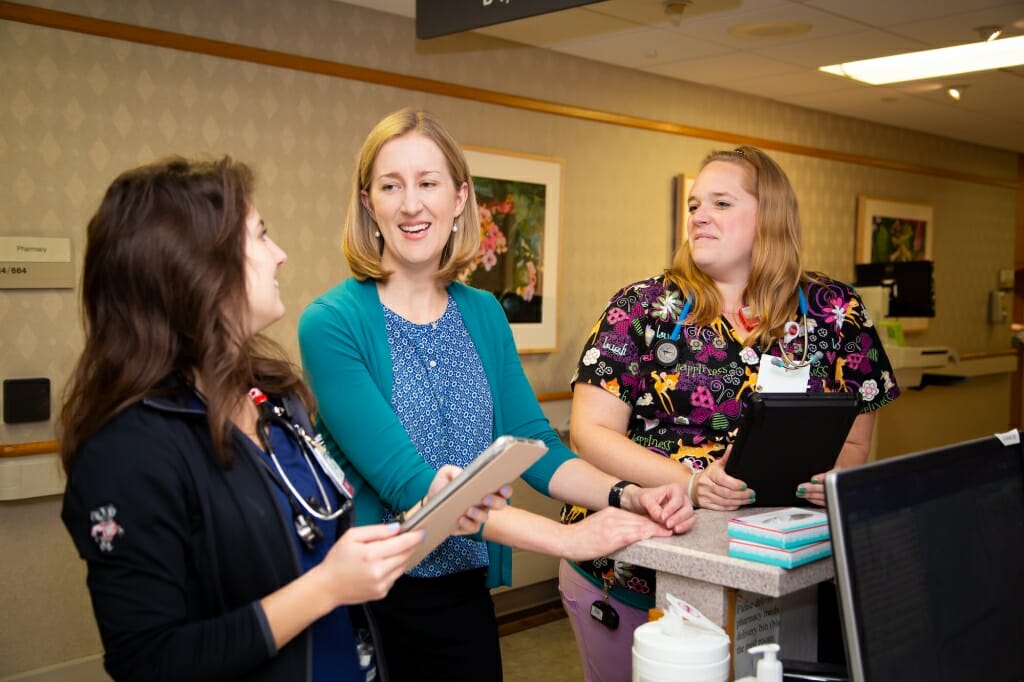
xmin=608 ymin=480 xmax=637 ymax=509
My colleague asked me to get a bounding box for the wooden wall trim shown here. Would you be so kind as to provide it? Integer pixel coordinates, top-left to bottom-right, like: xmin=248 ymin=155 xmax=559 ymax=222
xmin=1 ymin=1 xmax=1018 ymax=190
xmin=1 ymin=440 xmax=59 ymax=458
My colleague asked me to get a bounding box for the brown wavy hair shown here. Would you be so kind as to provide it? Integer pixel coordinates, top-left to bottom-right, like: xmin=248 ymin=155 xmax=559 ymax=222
xmin=666 ymin=145 xmax=818 ymax=348
xmin=60 ymin=156 xmax=311 ymax=472
xmin=343 ymin=108 xmax=480 ymax=285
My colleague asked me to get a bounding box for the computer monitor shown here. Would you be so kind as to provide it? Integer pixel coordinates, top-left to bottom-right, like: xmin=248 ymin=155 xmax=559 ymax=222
xmin=854 ymin=261 xmax=935 ymax=318
xmin=825 ymin=432 xmax=1024 ymax=682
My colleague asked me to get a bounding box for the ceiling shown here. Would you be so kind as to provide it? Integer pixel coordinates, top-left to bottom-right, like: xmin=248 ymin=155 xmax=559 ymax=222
xmin=337 ymin=0 xmax=1024 ymax=154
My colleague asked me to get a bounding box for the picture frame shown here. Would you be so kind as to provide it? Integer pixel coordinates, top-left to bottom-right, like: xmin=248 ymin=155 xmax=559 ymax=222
xmin=462 ymin=146 xmax=563 ymax=353
xmin=855 ymin=196 xmax=933 ymax=265
xmin=855 ymin=196 xmax=934 ymax=333
xmin=672 ymin=173 xmax=695 ymax=259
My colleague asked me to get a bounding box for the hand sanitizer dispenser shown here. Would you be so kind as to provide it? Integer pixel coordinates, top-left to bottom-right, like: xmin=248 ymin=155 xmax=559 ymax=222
xmin=735 ymin=643 xmax=783 ymax=682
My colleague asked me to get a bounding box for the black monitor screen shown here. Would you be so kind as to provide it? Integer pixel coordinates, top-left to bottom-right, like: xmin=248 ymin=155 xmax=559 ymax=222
xmin=826 ymin=433 xmax=1024 ymax=682
xmin=855 ymin=260 xmax=935 ymax=317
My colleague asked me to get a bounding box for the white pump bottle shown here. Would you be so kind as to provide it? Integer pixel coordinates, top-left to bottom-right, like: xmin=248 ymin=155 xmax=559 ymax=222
xmin=735 ymin=643 xmax=783 ymax=682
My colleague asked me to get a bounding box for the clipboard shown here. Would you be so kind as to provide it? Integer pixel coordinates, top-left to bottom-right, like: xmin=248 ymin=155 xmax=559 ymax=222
xmin=724 ymin=392 xmax=859 ymax=507
xmin=400 ymin=435 xmax=548 ymax=565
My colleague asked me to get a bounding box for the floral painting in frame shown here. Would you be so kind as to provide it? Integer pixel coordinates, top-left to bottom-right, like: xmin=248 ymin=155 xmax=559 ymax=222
xmin=461 ymin=147 xmax=563 ymax=353
xmin=855 ymin=196 xmax=933 ymax=265
xmin=855 ymin=195 xmax=934 ymax=333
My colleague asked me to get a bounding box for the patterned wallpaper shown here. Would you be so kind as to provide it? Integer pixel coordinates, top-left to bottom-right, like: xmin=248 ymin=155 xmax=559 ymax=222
xmin=0 ymin=0 xmax=1018 ymax=674
xmin=1 ymin=0 xmax=1017 ymax=451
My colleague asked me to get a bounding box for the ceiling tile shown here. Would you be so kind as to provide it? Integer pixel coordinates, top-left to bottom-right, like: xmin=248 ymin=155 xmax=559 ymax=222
xmin=472 ymin=7 xmax=634 ymax=45
xmin=550 ymin=25 xmax=732 ymax=68
xmin=646 ymin=52 xmax=799 ymax=84
xmin=750 ymin=28 xmax=925 ymax=67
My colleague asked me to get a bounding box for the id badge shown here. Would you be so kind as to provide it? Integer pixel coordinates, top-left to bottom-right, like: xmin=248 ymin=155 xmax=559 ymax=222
xmin=756 ymin=353 xmax=810 ymax=393
xmin=303 ymin=431 xmax=355 ymax=500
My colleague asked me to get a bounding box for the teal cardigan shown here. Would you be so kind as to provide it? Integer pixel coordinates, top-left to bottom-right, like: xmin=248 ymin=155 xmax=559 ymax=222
xmin=298 ymin=278 xmax=576 ymax=587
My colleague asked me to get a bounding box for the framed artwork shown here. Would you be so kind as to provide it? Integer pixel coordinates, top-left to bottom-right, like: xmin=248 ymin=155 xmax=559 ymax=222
xmin=462 ymin=147 xmax=563 ymax=353
xmin=672 ymin=173 xmax=696 ymax=258
xmin=855 ymin=196 xmax=933 ymax=265
xmin=855 ymin=196 xmax=934 ymax=333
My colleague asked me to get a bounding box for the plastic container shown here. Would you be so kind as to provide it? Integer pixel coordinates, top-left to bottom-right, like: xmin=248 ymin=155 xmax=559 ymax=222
xmin=631 ymin=594 xmax=730 ymax=682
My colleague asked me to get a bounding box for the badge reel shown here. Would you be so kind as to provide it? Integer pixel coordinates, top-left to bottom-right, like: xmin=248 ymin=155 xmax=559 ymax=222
xmin=590 ymin=599 xmax=619 ymax=630
xmin=591 ymin=575 xmax=619 ymax=630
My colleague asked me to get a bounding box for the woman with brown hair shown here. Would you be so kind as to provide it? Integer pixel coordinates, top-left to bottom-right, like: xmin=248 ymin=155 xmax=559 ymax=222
xmin=60 ymin=156 xmax=500 ymax=681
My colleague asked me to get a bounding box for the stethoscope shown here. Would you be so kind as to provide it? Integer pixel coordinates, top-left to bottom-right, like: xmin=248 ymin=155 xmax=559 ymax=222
xmin=653 ymin=297 xmax=693 ymax=367
xmin=248 ymin=388 xmax=353 ymax=550
xmin=653 ymin=288 xmax=810 ymax=369
xmin=774 ymin=287 xmax=812 ymax=369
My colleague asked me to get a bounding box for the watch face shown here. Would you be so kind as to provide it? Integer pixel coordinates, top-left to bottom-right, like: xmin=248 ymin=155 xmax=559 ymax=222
xmin=655 ymin=340 xmax=678 ymax=366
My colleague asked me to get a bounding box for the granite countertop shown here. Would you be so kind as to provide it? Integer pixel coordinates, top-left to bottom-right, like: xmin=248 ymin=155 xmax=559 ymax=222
xmin=611 ymin=507 xmax=835 ymax=597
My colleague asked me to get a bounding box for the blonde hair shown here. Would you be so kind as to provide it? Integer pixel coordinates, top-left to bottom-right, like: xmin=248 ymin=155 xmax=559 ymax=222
xmin=343 ymin=108 xmax=481 ymax=285
xmin=667 ymin=145 xmax=816 ymax=348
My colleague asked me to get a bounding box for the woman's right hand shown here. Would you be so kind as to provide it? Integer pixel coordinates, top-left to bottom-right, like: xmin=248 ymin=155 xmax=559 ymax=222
xmin=559 ymin=507 xmax=672 ymax=562
xmin=692 ymin=447 xmax=755 ymax=510
xmin=316 ymin=523 xmax=424 ymax=605
xmin=424 ymin=464 xmax=512 ymax=536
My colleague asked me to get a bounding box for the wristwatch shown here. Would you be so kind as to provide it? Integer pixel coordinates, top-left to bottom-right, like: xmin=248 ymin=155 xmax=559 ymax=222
xmin=608 ymin=480 xmax=638 ymax=509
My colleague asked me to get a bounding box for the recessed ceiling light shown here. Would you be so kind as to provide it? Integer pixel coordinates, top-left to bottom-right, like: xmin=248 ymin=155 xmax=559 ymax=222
xmin=728 ymin=22 xmax=811 ymax=40
xmin=947 ymin=85 xmax=967 ymax=101
xmin=820 ymin=35 xmax=1024 ymax=85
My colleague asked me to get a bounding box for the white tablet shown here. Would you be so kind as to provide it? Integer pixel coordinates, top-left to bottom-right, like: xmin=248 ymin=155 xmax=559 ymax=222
xmin=400 ymin=435 xmax=548 ymax=566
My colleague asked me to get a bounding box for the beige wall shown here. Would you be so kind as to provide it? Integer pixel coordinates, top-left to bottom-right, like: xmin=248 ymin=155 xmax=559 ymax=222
xmin=0 ymin=0 xmax=1018 ymax=677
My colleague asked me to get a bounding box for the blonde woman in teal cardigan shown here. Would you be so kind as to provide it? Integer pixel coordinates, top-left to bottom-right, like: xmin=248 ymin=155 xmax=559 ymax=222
xmin=299 ymin=108 xmax=696 ymax=682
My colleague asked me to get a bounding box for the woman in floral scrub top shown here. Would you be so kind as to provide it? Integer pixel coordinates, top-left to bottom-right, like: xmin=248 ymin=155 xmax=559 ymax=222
xmin=558 ymin=146 xmax=900 ymax=682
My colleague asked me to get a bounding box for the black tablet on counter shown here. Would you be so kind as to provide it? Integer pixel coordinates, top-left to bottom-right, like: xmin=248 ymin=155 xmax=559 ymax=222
xmin=724 ymin=392 xmax=860 ymax=507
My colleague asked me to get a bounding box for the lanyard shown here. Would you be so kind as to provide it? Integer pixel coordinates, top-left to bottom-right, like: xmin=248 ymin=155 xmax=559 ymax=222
xmin=668 ymin=296 xmax=694 ymax=342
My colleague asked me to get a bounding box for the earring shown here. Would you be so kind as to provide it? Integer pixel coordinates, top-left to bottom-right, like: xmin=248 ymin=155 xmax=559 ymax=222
xmin=452 ymin=221 xmax=458 ymax=233
xmin=375 ymin=229 xmax=381 ymax=237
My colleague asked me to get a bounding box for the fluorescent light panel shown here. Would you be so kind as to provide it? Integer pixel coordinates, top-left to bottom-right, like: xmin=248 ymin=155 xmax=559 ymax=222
xmin=820 ymin=35 xmax=1024 ymax=85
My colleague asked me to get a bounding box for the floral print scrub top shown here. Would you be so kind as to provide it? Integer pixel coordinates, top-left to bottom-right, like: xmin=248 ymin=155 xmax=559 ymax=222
xmin=562 ymin=273 xmax=900 ymax=608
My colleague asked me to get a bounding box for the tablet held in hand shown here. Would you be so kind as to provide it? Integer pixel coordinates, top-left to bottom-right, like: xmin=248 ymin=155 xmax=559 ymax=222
xmin=401 ymin=436 xmax=548 ymax=565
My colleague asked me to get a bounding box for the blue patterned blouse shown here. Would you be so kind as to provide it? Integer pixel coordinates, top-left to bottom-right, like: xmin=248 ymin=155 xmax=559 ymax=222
xmin=382 ymin=296 xmax=493 ymax=578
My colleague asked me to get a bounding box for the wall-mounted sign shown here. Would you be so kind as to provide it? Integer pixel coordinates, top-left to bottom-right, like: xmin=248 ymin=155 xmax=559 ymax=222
xmin=415 ymin=0 xmax=602 ymax=39
xmin=0 ymin=236 xmax=74 ymax=289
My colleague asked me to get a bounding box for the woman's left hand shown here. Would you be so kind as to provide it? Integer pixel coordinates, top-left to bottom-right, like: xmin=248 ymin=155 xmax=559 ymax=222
xmin=425 ymin=465 xmax=512 ymax=535
xmin=796 ymin=470 xmax=831 ymax=507
xmin=621 ymin=482 xmax=697 ymax=534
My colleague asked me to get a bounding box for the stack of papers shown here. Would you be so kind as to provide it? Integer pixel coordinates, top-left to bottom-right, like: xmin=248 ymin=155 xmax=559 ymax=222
xmin=727 ymin=508 xmax=831 ymax=569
